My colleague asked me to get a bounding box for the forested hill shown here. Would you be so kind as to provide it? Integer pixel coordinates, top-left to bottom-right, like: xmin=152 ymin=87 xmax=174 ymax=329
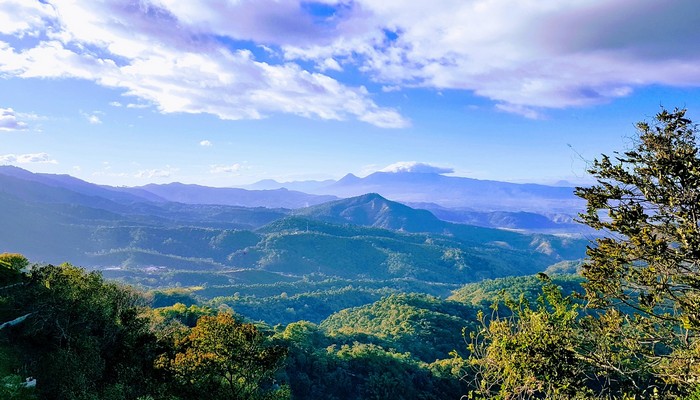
xmin=0 ymin=167 xmax=586 ymax=282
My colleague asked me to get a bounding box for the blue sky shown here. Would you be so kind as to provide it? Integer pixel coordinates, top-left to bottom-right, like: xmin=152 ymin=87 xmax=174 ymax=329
xmin=1 ymin=0 xmax=700 ymax=187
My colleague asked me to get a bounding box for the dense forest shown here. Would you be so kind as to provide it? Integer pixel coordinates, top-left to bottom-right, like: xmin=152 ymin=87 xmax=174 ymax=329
xmin=0 ymin=252 xmax=594 ymax=400
xmin=4 ymin=108 xmax=700 ymax=399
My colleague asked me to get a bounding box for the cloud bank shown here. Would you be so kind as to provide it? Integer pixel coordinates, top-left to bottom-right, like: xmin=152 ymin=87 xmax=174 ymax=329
xmin=283 ymin=0 xmax=700 ymax=115
xmin=1 ymin=0 xmax=699 ymax=122
xmin=0 ymin=0 xmax=407 ymax=128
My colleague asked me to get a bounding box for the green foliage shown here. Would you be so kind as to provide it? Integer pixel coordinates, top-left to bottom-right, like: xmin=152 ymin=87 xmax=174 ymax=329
xmin=276 ymin=322 xmax=465 ymax=400
xmin=0 ymin=374 xmax=38 ymax=400
xmin=156 ymin=312 xmax=288 ymax=400
xmin=0 ymin=253 xmax=29 ymax=272
xmin=466 ymin=108 xmax=700 ymax=399
xmin=152 ymin=302 xmax=215 ymax=327
xmin=466 ymin=279 xmax=594 ymax=399
xmin=0 ymin=346 xmax=37 ymax=400
xmin=321 ymin=293 xmax=477 ymax=362
xmin=575 ymin=108 xmax=700 ymax=393
xmin=0 ymin=263 xmax=166 ymax=399
xmin=449 ymin=273 xmax=585 ymax=309
xmin=149 ymin=288 xmax=199 ymax=308
xmin=577 ymin=108 xmax=700 ymax=318
xmin=1 ymin=258 xmax=301 ymax=400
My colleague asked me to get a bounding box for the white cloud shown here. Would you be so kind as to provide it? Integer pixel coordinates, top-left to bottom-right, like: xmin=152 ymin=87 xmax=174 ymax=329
xmin=109 ymin=101 xmax=122 ymax=107
xmin=126 ymin=103 xmax=151 ymax=109
xmin=0 ymin=152 xmax=57 ymax=164
xmin=495 ymin=103 xmax=545 ymax=120
xmin=87 ymin=114 xmax=102 ymax=124
xmin=199 ymin=140 xmax=212 ymax=147
xmin=93 ymin=170 xmax=129 ymax=178
xmin=0 ymin=0 xmax=54 ymax=36
xmin=380 ymin=161 xmax=454 ymax=175
xmin=2 ymin=0 xmax=697 ymax=122
xmin=0 ymin=108 xmax=28 ymax=131
xmin=210 ymin=163 xmax=245 ymax=174
xmin=381 ymin=85 xmax=401 ymax=93
xmin=281 ymin=0 xmax=700 ymax=115
xmin=319 ymin=58 xmax=343 ymax=72
xmin=0 ymin=1 xmax=407 ymax=128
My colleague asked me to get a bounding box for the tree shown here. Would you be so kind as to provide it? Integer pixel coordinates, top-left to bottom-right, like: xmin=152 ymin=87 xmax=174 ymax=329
xmin=157 ymin=313 xmax=288 ymax=400
xmin=465 ymin=108 xmax=700 ymax=399
xmin=465 ymin=279 xmax=594 ymax=399
xmin=5 ymin=263 xmax=163 ymax=400
xmin=576 ymin=107 xmax=700 ymax=391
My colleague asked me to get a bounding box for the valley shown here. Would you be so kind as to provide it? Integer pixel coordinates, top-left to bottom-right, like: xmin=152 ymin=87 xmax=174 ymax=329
xmin=0 ymin=165 xmax=588 ymax=326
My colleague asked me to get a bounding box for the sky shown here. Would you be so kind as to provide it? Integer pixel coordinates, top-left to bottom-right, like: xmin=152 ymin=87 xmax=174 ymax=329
xmin=2 ymin=0 xmax=700 ymax=188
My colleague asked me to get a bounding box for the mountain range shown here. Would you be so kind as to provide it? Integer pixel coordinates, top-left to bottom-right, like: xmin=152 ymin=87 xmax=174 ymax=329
xmin=0 ymin=166 xmax=587 ymax=285
xmin=245 ymin=170 xmax=586 ymax=215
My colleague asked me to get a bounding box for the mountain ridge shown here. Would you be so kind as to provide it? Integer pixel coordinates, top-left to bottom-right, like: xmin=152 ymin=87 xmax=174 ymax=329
xmin=245 ymin=170 xmax=585 ymax=214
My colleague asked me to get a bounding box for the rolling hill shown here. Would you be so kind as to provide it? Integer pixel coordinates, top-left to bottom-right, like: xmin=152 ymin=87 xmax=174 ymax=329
xmin=0 ymin=167 xmax=587 ymax=292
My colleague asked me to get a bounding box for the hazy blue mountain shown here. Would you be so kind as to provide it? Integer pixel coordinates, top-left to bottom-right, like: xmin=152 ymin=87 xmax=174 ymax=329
xmin=0 ymin=167 xmax=586 ymax=287
xmin=0 ymin=169 xmax=286 ymax=228
xmin=0 ymin=172 xmax=145 ymax=215
xmin=249 ymin=170 xmax=585 ymax=215
xmin=130 ymin=182 xmax=337 ymax=209
xmin=407 ymin=202 xmax=592 ymax=234
xmin=244 ymin=178 xmax=336 ymax=193
xmin=0 ymin=165 xmax=160 ymax=204
xmin=324 ymin=171 xmax=584 ymax=213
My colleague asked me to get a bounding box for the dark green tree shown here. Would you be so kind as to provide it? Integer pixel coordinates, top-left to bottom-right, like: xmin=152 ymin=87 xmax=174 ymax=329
xmin=576 ymin=107 xmax=700 ymax=390
xmin=465 ymin=108 xmax=700 ymax=399
xmin=5 ymin=263 xmax=164 ymax=400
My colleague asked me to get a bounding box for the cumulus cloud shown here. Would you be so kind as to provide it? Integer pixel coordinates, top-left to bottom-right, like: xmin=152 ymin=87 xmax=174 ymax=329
xmin=380 ymin=162 xmax=454 ymax=175
xmin=282 ymin=0 xmax=700 ymax=115
xmin=0 ymin=152 xmax=57 ymax=164
xmin=0 ymin=108 xmax=28 ymax=131
xmin=2 ymin=0 xmax=697 ymax=122
xmin=199 ymin=140 xmax=212 ymax=147
xmin=0 ymin=1 xmax=407 ymax=128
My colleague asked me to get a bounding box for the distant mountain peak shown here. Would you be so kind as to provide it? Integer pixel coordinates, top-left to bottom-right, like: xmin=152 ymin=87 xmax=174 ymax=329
xmin=295 ymin=192 xmax=445 ymax=233
xmin=337 ymin=173 xmax=360 ymax=183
